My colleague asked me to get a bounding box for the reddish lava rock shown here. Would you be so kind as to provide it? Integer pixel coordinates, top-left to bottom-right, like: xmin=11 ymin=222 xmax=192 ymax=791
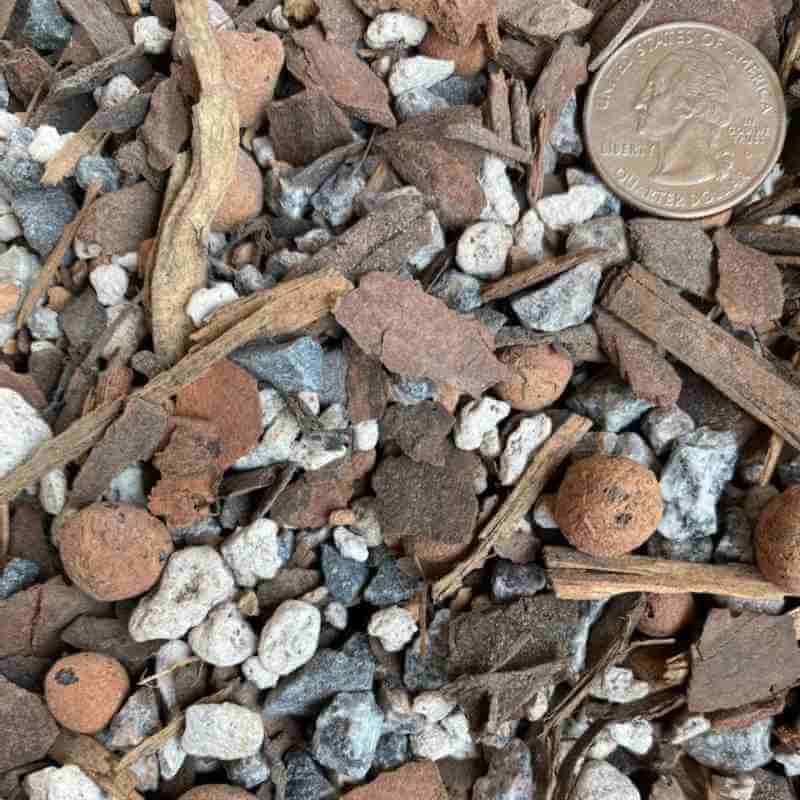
xmin=217 ymin=30 xmax=285 ymax=128
xmin=343 ymin=760 xmax=447 ymax=799
xmin=494 ymin=344 xmax=573 ymax=412
xmin=212 ymin=149 xmax=264 ymax=232
xmin=755 ymin=486 xmax=800 ymax=592
xmin=555 ymin=455 xmax=663 ymax=556
xmin=638 ymin=593 xmax=696 ymax=637
xmin=175 ymin=359 xmax=263 ymax=470
xmin=58 ymin=503 xmax=174 ymax=602
xmin=419 ymin=28 xmax=488 ymax=76
xmin=178 ymin=788 xmax=257 ymax=800
xmin=45 ymin=652 xmax=129 ymax=733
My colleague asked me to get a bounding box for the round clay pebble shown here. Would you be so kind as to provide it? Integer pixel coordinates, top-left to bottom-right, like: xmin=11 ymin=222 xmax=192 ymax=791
xmin=45 ymin=653 xmax=129 ymax=733
xmin=494 ymin=345 xmax=574 ymax=411
xmin=179 ymin=787 xmax=256 ymax=800
xmin=638 ymin=593 xmax=695 ymax=637
xmin=212 ymin=149 xmax=264 ymax=231
xmin=59 ymin=502 xmax=173 ymax=601
xmin=755 ymin=486 xmax=800 ymax=592
xmin=216 ymin=30 xmax=284 ymax=127
xmin=555 ymin=455 xmax=663 ymax=556
xmin=419 ymin=29 xmax=487 ymax=76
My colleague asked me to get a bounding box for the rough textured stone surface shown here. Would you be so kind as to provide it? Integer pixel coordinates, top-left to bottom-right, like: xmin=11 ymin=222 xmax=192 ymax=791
xmin=0 ymin=558 xmax=39 ymax=599
xmin=258 ymin=600 xmax=321 ymax=677
xmin=389 ymin=56 xmax=454 ymax=95
xmin=573 ymin=760 xmax=640 ymax=800
xmin=473 ymin=738 xmax=533 ymax=800
xmin=0 ymin=676 xmax=59 ymax=771
xmin=321 ymin=544 xmax=370 ymax=604
xmin=659 ymin=428 xmax=738 ymax=540
xmin=404 ymin=609 xmax=449 ymax=691
xmin=683 ymin=719 xmax=773 ymax=774
xmin=106 ymin=686 xmax=160 ymax=749
xmin=568 ymin=372 xmax=654 ymax=433
xmin=129 ymin=547 xmax=236 ymax=642
xmin=12 ymin=188 xmax=77 ymax=257
xmin=312 ymin=691 xmax=384 ymax=779
xmin=284 ymin=751 xmax=336 ymax=800
xmin=456 ymin=221 xmax=512 ymax=279
xmin=511 ymin=262 xmax=602 ymax=332
xmin=221 ymin=519 xmax=281 ymax=587
xmin=0 ymin=388 xmax=51 ymax=478
xmin=491 ymin=560 xmax=546 ymax=601
xmin=263 ymin=645 xmax=376 ymax=718
xmin=232 ymin=336 xmax=323 ymax=394
xmin=642 ymin=406 xmax=696 ymax=455
xmin=182 ymin=702 xmax=264 ymax=759
xmin=343 ymin=760 xmax=447 ymax=799
xmin=365 ymin=554 xmax=424 ymax=606
xmin=188 ymin=601 xmax=257 ymax=667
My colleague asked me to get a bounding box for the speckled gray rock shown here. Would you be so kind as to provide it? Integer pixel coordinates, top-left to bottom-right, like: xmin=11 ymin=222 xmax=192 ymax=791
xmin=225 ymin=752 xmax=269 ymax=789
xmin=549 ymin=93 xmax=582 ymax=156
xmin=715 ymin=508 xmax=754 ymax=564
xmin=284 ymin=751 xmax=336 ymax=800
xmin=511 ymin=262 xmax=602 ymax=331
xmin=648 ymin=533 xmax=714 ymax=562
xmin=128 ymin=546 xmax=236 ymax=641
xmin=232 ymin=336 xmax=323 ymax=394
xmin=615 ymin=433 xmax=659 ymax=472
xmin=473 ymin=738 xmax=534 ymax=800
xmin=188 ymin=601 xmax=257 ymax=666
xmin=429 ymin=73 xmax=487 ymax=105
xmin=566 ymin=216 xmax=629 ymax=268
xmin=364 ymin=555 xmax=424 ymax=606
xmin=390 ymin=374 xmax=434 ymax=404
xmin=389 ymin=56 xmax=454 ymax=95
xmin=321 ymin=544 xmax=369 ymax=604
xmin=568 ymin=372 xmax=654 ymax=432
xmin=566 ymin=169 xmax=621 ymax=216
xmin=0 ymin=557 xmax=39 ymax=599
xmin=431 ymin=269 xmax=482 ymax=312
xmin=683 ymin=719 xmax=773 ymax=774
xmin=491 ymin=560 xmax=546 ymax=601
xmin=0 ymin=388 xmax=52 ymax=477
xmin=263 ymin=646 xmax=376 ymax=718
xmin=374 ymin=733 xmax=409 ymax=770
xmin=106 ymin=687 xmax=160 ymax=749
xmin=573 ymin=760 xmax=640 ymax=800
xmin=319 ymin=347 xmax=348 ymax=407
xmin=404 ymin=609 xmax=449 ymax=692
xmin=0 ymin=152 xmax=43 ymax=193
xmin=25 ymin=766 xmax=105 ymax=800
xmin=12 ymin=188 xmax=77 ymax=257
xmin=312 ymin=691 xmax=384 ymax=779
xmin=76 ymin=155 xmax=121 ymax=194
xmin=394 ymin=87 xmax=449 ymax=121
xmin=641 ymin=406 xmax=696 ymax=455
xmin=182 ymin=702 xmax=264 ymax=760
xmin=311 ymin=158 xmax=366 ymax=227
xmin=22 ymin=0 xmax=72 ymax=51
xmin=658 ymin=428 xmax=738 ymax=540
xmin=0 ymin=76 xmax=9 ymax=110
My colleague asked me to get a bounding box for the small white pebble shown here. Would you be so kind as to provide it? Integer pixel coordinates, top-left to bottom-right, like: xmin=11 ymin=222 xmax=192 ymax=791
xmin=479 ymin=427 xmax=502 ymax=459
xmin=186 ymin=284 xmax=239 ymax=327
xmin=388 ymin=56 xmax=454 ymax=96
xmin=0 ymin=211 xmax=22 ymax=242
xmin=252 ymin=136 xmax=276 ymax=168
xmin=97 ymin=75 xmax=138 ymax=110
xmin=133 ymin=16 xmax=173 ymax=54
xmin=591 ymin=666 xmax=651 ymax=704
xmin=296 ymin=391 xmax=320 ymax=415
xmin=367 ymin=606 xmax=418 ymax=652
xmin=499 ymin=414 xmax=552 ymax=486
xmin=89 ymin=262 xmax=128 ymax=306
xmin=353 ymin=419 xmax=379 ymax=451
xmin=456 ymin=221 xmax=513 ymax=279
xmin=221 ymin=518 xmax=282 ymax=588
xmin=0 ymin=111 xmax=21 ymax=139
xmin=28 ymin=307 xmax=60 ymax=340
xmin=39 ymin=468 xmax=67 ymax=515
xmin=607 ymin=719 xmax=654 ymax=755
xmin=573 ymin=760 xmax=640 ymax=800
xmin=74 ymin=238 xmax=102 ymax=260
xmin=365 ymin=11 xmax=428 ymax=48
xmin=258 ymin=600 xmax=321 ymax=677
xmin=333 ymin=527 xmax=369 ymax=562
xmin=242 ymin=656 xmax=278 ymax=690
xmin=454 ymin=397 xmax=510 ymax=451
xmin=324 ymin=601 xmax=348 ymax=630
xmin=28 ymin=126 xmax=64 ymax=164
xmin=412 ymin=691 xmax=456 ymax=723
xmin=269 ymin=4 xmax=290 ymax=30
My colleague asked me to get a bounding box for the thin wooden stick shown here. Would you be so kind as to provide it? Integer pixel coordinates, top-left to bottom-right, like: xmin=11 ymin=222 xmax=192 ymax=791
xmin=138 ymin=657 xmax=200 ymax=685
xmin=480 ymin=248 xmax=606 ymax=304
xmin=431 ymin=414 xmax=591 ymax=602
xmin=544 ymin=546 xmax=790 ymax=600
xmin=17 ymin=182 xmax=101 ymax=329
xmin=0 ymin=270 xmax=353 ymax=503
xmin=759 ymin=349 xmax=800 ymax=485
xmin=588 ymin=0 xmax=654 ymax=71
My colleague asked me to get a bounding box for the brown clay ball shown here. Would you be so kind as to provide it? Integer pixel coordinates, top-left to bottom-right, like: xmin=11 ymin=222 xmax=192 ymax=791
xmin=755 ymin=486 xmax=800 ymax=592
xmin=638 ymin=593 xmax=696 ymax=637
xmin=59 ymin=502 xmax=173 ymax=601
xmin=213 ymin=149 xmax=264 ymax=232
xmin=419 ymin=29 xmax=488 ymax=77
xmin=179 ymin=787 xmax=256 ymax=800
xmin=554 ymin=455 xmax=663 ymax=556
xmin=494 ymin=345 xmax=573 ymax=412
xmin=45 ymin=653 xmax=129 ymax=733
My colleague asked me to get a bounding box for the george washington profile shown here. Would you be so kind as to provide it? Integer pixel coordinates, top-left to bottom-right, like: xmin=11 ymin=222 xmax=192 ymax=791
xmin=633 ymin=49 xmax=734 ymax=186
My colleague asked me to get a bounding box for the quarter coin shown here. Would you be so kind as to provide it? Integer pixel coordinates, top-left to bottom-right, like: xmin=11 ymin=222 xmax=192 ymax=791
xmin=584 ymin=22 xmax=786 ymax=219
